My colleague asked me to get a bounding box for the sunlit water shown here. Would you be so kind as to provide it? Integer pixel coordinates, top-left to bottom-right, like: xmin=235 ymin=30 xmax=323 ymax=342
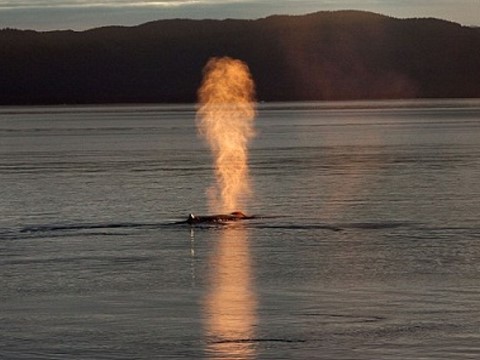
xmin=1 ymin=100 xmax=480 ymax=359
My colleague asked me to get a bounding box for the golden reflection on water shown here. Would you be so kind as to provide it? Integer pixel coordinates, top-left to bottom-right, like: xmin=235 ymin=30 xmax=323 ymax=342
xmin=203 ymin=226 xmax=257 ymax=360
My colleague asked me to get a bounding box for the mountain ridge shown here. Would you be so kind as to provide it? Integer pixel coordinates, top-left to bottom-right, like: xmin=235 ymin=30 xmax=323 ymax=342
xmin=1 ymin=10 xmax=479 ymax=105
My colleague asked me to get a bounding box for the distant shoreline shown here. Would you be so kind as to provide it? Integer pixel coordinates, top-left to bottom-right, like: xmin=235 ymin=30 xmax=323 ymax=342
xmin=1 ymin=98 xmax=479 ymax=112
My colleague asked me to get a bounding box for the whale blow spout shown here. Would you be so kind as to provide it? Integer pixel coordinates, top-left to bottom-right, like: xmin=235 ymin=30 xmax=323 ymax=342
xmin=186 ymin=211 xmax=253 ymax=225
xmin=196 ymin=57 xmax=256 ymax=213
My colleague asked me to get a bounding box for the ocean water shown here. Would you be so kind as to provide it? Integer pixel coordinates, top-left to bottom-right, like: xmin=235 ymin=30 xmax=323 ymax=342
xmin=1 ymin=100 xmax=480 ymax=359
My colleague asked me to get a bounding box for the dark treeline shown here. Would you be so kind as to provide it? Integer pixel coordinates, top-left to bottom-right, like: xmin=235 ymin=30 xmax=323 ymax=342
xmin=1 ymin=10 xmax=480 ymax=105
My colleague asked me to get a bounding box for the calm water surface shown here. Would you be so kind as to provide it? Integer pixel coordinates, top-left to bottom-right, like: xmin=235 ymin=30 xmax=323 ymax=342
xmin=1 ymin=100 xmax=480 ymax=359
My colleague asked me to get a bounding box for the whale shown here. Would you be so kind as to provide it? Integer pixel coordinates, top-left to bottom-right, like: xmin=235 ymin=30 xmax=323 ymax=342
xmin=186 ymin=211 xmax=254 ymax=224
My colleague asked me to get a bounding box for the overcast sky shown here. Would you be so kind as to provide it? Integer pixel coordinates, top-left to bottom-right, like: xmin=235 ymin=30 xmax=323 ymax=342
xmin=1 ymin=0 xmax=479 ymax=31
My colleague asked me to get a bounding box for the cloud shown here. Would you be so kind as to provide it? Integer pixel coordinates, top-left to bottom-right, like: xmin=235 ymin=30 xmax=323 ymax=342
xmin=0 ymin=0 xmax=256 ymax=30
xmin=0 ymin=0 xmax=224 ymax=9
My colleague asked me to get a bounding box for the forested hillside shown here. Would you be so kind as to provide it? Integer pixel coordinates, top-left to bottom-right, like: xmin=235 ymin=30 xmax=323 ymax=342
xmin=1 ymin=10 xmax=479 ymax=104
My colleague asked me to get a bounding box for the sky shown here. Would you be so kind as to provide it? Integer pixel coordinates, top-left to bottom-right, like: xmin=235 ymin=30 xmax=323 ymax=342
xmin=1 ymin=0 xmax=479 ymax=31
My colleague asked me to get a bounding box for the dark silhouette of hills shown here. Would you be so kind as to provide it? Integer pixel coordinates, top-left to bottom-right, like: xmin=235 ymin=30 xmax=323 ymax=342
xmin=1 ymin=10 xmax=479 ymax=105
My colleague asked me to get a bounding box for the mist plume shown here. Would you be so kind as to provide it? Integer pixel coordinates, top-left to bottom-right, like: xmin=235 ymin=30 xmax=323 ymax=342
xmin=196 ymin=57 xmax=256 ymax=213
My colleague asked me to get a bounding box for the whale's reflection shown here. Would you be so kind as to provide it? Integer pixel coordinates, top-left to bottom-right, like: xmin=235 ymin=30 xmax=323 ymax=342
xmin=203 ymin=226 xmax=257 ymax=359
